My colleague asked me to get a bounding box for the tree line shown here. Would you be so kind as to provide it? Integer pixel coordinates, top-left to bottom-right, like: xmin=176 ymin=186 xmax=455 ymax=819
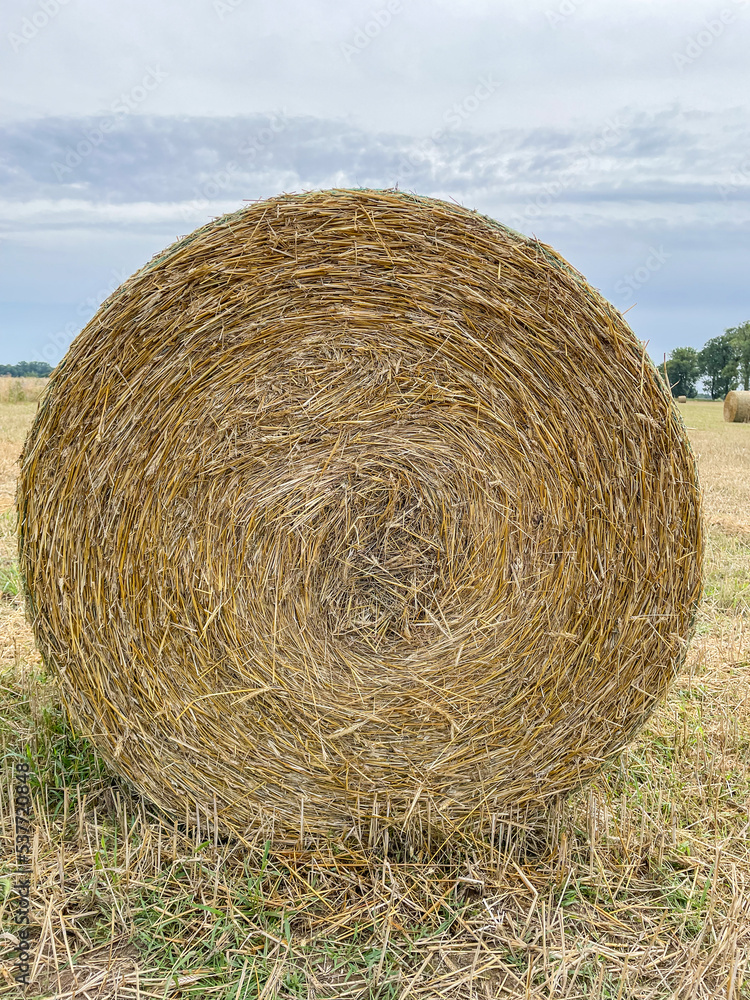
xmin=656 ymin=322 xmax=750 ymax=399
xmin=0 ymin=361 xmax=53 ymax=377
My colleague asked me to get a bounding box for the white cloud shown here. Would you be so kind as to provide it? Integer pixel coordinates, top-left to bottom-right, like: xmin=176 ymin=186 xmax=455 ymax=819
xmin=2 ymin=0 xmax=749 ymax=130
xmin=0 ymin=0 xmax=748 ymax=364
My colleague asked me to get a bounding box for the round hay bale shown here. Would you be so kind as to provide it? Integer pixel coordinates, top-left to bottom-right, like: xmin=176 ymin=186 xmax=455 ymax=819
xmin=18 ymin=189 xmax=703 ymax=844
xmin=677 ymin=395 xmax=687 ymax=403
xmin=723 ymin=390 xmax=750 ymax=422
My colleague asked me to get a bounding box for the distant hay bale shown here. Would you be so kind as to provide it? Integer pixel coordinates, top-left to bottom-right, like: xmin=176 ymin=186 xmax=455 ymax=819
xmin=723 ymin=390 xmax=750 ymax=422
xmin=17 ymin=189 xmax=703 ymax=845
xmin=677 ymin=395 xmax=687 ymax=403
xmin=0 ymin=376 xmax=49 ymax=403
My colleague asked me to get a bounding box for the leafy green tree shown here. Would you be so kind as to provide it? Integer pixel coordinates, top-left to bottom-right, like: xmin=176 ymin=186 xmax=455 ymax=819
xmin=0 ymin=361 xmax=53 ymax=377
xmin=726 ymin=321 xmax=750 ymax=390
xmin=658 ymin=347 xmax=700 ymax=397
xmin=698 ymin=334 xmax=738 ymax=399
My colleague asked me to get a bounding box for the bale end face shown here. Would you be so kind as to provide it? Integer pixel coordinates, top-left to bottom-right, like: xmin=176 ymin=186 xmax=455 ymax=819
xmin=17 ymin=188 xmax=704 ymax=846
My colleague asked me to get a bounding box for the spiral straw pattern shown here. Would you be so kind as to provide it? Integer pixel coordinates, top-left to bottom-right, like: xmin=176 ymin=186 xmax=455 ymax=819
xmin=18 ymin=189 xmax=703 ymax=844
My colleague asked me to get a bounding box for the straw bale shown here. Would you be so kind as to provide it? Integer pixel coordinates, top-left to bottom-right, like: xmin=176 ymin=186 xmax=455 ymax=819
xmin=17 ymin=189 xmax=703 ymax=845
xmin=677 ymin=395 xmax=687 ymax=403
xmin=723 ymin=389 xmax=750 ymax=422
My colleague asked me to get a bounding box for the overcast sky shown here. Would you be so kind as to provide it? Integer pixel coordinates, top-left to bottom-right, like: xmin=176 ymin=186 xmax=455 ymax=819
xmin=1 ymin=0 xmax=749 ymax=366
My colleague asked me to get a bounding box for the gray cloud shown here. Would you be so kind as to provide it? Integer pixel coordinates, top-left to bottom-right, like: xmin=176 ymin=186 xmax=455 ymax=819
xmin=2 ymin=106 xmax=748 ymax=212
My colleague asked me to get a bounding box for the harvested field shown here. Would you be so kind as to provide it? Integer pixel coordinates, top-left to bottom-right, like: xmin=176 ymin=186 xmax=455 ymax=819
xmin=0 ymin=377 xmax=48 ymax=405
xmin=1 ymin=398 xmax=749 ymax=999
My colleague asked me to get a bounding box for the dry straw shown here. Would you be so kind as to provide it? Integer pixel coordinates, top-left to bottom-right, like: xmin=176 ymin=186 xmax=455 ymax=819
xmin=723 ymin=389 xmax=750 ymax=422
xmin=17 ymin=189 xmax=703 ymax=846
xmin=677 ymin=395 xmax=687 ymax=403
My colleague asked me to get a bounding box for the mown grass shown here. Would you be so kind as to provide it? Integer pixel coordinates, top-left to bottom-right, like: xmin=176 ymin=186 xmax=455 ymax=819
xmin=1 ymin=400 xmax=749 ymax=998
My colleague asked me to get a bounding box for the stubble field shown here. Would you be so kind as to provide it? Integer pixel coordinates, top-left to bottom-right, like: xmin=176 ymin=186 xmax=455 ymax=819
xmin=0 ymin=398 xmax=748 ymax=999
